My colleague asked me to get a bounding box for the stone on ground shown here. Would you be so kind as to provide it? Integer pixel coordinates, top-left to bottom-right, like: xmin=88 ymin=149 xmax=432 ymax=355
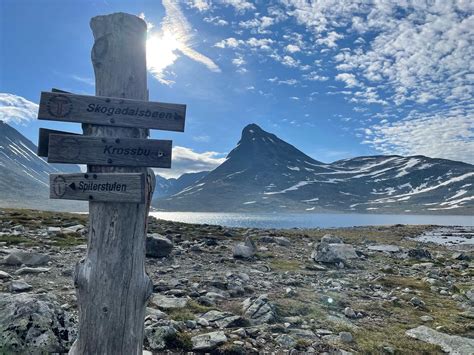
xmin=146 ymin=234 xmax=173 ymax=258
xmin=191 ymin=331 xmax=227 ymax=351
xmin=0 ymin=293 xmax=76 ymax=353
xmin=233 ymin=236 xmax=256 ymax=259
xmin=405 ymin=325 xmax=474 ymax=355
xmin=242 ymin=294 xmax=277 ymax=325
xmin=2 ymin=251 xmax=50 ymax=266
xmin=151 ymin=294 xmax=188 ymax=310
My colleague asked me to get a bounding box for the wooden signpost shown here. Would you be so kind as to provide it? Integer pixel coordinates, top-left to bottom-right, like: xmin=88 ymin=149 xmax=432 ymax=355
xmin=36 ymin=12 xmax=186 ymax=354
xmin=47 ymin=134 xmax=172 ymax=167
xmin=50 ymin=173 xmax=146 ymax=203
xmin=38 ymin=91 xmax=186 ymax=131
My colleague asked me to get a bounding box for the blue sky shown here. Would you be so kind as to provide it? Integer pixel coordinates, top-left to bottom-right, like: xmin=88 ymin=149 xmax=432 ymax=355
xmin=1 ymin=0 xmax=473 ymax=178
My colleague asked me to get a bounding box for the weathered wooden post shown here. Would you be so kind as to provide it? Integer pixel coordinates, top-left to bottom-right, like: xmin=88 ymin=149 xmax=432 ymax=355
xmin=70 ymin=13 xmax=152 ymax=354
xmin=36 ymin=12 xmax=186 ymax=353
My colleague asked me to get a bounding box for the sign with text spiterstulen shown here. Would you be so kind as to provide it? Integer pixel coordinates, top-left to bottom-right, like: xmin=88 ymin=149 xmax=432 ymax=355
xmin=38 ymin=91 xmax=186 ymax=131
xmin=50 ymin=173 xmax=146 ymax=203
xmin=47 ymin=134 xmax=172 ymax=168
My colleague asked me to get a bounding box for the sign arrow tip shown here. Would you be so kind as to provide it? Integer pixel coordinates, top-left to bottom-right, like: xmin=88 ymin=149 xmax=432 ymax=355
xmin=69 ymin=182 xmax=76 ymax=191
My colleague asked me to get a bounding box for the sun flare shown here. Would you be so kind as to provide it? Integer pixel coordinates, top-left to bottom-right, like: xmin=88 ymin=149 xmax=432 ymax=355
xmin=146 ymin=31 xmax=182 ymax=81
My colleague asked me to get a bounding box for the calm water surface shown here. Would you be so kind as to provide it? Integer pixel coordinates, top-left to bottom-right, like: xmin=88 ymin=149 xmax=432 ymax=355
xmin=150 ymin=212 xmax=474 ymax=229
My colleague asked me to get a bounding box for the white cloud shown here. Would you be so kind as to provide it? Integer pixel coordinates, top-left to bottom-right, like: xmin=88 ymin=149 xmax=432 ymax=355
xmin=285 ymin=44 xmax=300 ymax=53
xmin=220 ymin=0 xmax=255 ymax=13
xmin=204 ymin=16 xmax=228 ymax=26
xmin=279 ymin=55 xmax=299 ymax=68
xmin=186 ymin=0 xmax=211 ymax=12
xmin=71 ymin=75 xmax=95 ymax=86
xmin=303 ymin=72 xmax=329 ymax=81
xmin=239 ymin=16 xmax=275 ymax=33
xmin=0 ymin=93 xmax=38 ymax=125
xmin=278 ymin=79 xmax=298 ymax=85
xmin=214 ymin=37 xmax=243 ymax=48
xmin=232 ymin=55 xmax=246 ymax=67
xmin=283 ymin=0 xmax=474 ymax=107
xmin=335 ymin=73 xmax=359 ymax=88
xmin=146 ymin=1 xmax=220 ymax=85
xmin=363 ymin=110 xmax=474 ymax=164
xmin=157 ymin=146 xmax=226 ymax=178
xmin=315 ymin=31 xmax=343 ymax=48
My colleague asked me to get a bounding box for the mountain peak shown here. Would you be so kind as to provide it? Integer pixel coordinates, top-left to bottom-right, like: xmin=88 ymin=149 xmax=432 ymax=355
xmin=241 ymin=123 xmax=266 ymax=139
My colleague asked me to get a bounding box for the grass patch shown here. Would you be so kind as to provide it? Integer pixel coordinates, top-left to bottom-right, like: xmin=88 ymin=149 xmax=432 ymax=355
xmin=275 ymin=297 xmax=325 ymax=320
xmin=354 ymin=323 xmax=443 ymax=354
xmin=379 ymin=275 xmax=430 ymax=291
xmin=270 ymin=258 xmax=301 ymax=271
xmin=167 ymin=308 xmax=195 ymax=321
xmin=0 ymin=234 xmax=38 ymax=246
xmin=187 ymin=299 xmax=213 ymax=313
xmin=49 ymin=232 xmax=85 ymax=247
xmin=157 ymin=331 xmax=193 ymax=351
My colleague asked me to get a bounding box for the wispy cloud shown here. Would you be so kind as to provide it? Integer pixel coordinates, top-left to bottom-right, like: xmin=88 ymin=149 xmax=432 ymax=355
xmin=70 ymin=75 xmax=95 ymax=86
xmin=156 ymin=146 xmax=226 ymax=178
xmin=146 ymin=0 xmax=220 ymax=85
xmin=0 ymin=93 xmax=38 ymax=125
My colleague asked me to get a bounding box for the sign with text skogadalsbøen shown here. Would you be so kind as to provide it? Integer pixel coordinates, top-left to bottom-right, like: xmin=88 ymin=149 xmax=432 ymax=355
xmin=38 ymin=91 xmax=186 ymax=131
xmin=50 ymin=173 xmax=146 ymax=203
xmin=47 ymin=134 xmax=172 ymax=168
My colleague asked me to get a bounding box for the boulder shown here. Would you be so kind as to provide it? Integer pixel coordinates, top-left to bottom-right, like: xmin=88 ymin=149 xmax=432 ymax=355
xmin=146 ymin=234 xmax=173 ymax=258
xmin=276 ymin=334 xmax=297 ymax=348
xmin=191 ymin=331 xmax=227 ymax=351
xmin=200 ymin=310 xmax=247 ymax=329
xmin=408 ymin=248 xmax=432 ymax=260
xmin=406 ymin=326 xmax=474 ymax=354
xmin=242 ymin=294 xmax=277 ymax=325
xmin=0 ymin=270 xmax=12 ymax=279
xmin=151 ymin=295 xmax=187 ymax=310
xmin=15 ymin=267 xmax=50 ymax=275
xmin=9 ymin=280 xmax=32 ymax=293
xmin=233 ymin=237 xmax=256 ymax=259
xmin=0 ymin=293 xmax=76 ymax=353
xmin=275 ymin=237 xmax=291 ymax=247
xmin=320 ymin=234 xmax=343 ymax=244
xmin=144 ymin=325 xmax=176 ymax=351
xmin=367 ymin=245 xmax=401 ymax=253
xmin=2 ymin=251 xmax=50 ymax=266
xmin=312 ymin=243 xmax=358 ymax=264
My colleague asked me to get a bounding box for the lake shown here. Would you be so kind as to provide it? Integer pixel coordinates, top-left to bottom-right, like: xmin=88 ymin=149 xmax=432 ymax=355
xmin=149 ymin=212 xmax=474 ymax=229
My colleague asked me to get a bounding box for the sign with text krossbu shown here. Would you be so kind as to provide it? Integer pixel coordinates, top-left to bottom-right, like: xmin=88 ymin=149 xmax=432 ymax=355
xmin=50 ymin=173 xmax=146 ymax=203
xmin=38 ymin=91 xmax=186 ymax=132
xmin=47 ymin=134 xmax=172 ymax=168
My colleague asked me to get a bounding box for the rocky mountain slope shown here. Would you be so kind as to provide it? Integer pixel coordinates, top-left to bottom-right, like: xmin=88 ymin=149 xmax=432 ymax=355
xmin=0 ymin=121 xmax=83 ymax=211
xmin=0 ymin=209 xmax=473 ymax=353
xmin=154 ymin=171 xmax=208 ymax=200
xmin=155 ymin=124 xmax=474 ymax=214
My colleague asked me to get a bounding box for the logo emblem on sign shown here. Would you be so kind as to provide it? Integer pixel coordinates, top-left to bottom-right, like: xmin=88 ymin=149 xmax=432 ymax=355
xmin=52 ymin=175 xmax=67 ymax=197
xmin=47 ymin=95 xmax=73 ymax=118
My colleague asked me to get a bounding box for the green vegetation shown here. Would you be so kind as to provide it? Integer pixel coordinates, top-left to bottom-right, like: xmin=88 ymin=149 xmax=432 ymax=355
xmin=270 ymin=258 xmax=301 ymax=271
xmin=0 ymin=234 xmax=39 ymax=246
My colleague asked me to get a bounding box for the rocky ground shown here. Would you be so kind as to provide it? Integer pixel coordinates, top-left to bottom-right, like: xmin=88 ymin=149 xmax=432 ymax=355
xmin=0 ymin=208 xmax=473 ymax=354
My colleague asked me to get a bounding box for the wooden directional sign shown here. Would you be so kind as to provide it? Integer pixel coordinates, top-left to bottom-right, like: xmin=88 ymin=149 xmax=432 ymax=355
xmin=38 ymin=91 xmax=186 ymax=132
xmin=47 ymin=134 xmax=172 ymax=168
xmin=50 ymin=173 xmax=145 ymax=203
xmin=37 ymin=128 xmax=79 ymax=157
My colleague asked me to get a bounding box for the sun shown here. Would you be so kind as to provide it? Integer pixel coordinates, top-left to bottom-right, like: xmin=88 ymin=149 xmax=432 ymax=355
xmin=146 ymin=31 xmax=182 ymax=82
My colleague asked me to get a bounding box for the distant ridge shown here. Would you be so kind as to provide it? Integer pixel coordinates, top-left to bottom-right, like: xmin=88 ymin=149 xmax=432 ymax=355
xmin=0 ymin=121 xmax=84 ymax=211
xmin=154 ymin=123 xmax=474 ymax=214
